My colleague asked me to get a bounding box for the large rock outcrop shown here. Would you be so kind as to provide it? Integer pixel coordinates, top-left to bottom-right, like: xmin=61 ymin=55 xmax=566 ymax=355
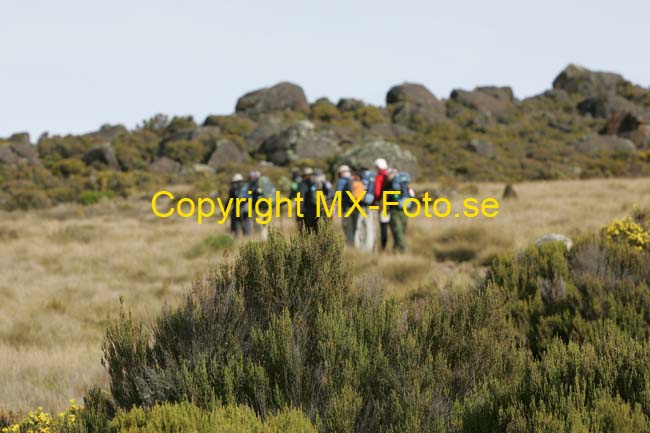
xmin=450 ymin=86 xmax=516 ymax=119
xmin=576 ymin=94 xmax=640 ymax=118
xmin=9 ymin=132 xmax=30 ymax=146
xmin=245 ymin=116 xmax=286 ymax=154
xmin=207 ymin=139 xmax=248 ymax=170
xmin=336 ymin=139 xmax=418 ymax=177
xmin=603 ymin=112 xmax=650 ymax=149
xmin=464 ymin=139 xmax=495 ymax=158
xmin=83 ymin=143 xmax=120 ymax=170
xmin=236 ymin=82 xmax=309 ymax=115
xmin=149 ymin=157 xmax=181 ymax=175
xmin=260 ymin=120 xmax=340 ymax=166
xmin=552 ymin=64 xmax=625 ymax=97
xmin=0 ymin=145 xmax=21 ymax=165
xmin=386 ymin=83 xmax=447 ymax=130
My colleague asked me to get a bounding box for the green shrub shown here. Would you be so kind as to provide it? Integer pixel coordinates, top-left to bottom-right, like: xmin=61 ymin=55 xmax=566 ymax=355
xmin=78 ymin=190 xmax=116 ymax=206
xmin=108 ymin=402 xmax=316 ymax=433
xmin=165 ymin=116 xmax=197 ymax=135
xmin=112 ymin=131 xmax=159 ymax=171
xmin=310 ymin=103 xmax=342 ymax=122
xmin=161 ymin=139 xmax=206 ymax=165
xmin=203 ymin=115 xmax=255 ymax=137
xmin=5 ymin=187 xmax=51 ymax=210
xmin=353 ymin=106 xmax=385 ymax=127
xmin=38 ymin=135 xmax=99 ymax=164
xmin=52 ymin=158 xmax=87 ymax=177
xmin=103 ymin=225 xmax=518 ymax=433
xmin=454 ymin=326 xmax=650 ymax=433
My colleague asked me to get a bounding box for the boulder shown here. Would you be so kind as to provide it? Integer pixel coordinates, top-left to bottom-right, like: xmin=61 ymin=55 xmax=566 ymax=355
xmin=260 ymin=120 xmax=340 ymax=166
xmin=629 ymin=125 xmax=650 ymax=149
xmin=576 ymin=94 xmax=640 ymax=118
xmin=387 ymin=82 xmax=441 ymax=107
xmin=149 ymin=157 xmax=181 ymax=175
xmin=207 ymin=139 xmax=247 ymax=170
xmin=464 ymin=139 xmax=495 ymax=158
xmin=603 ymin=111 xmax=643 ymax=135
xmin=535 ymin=233 xmax=573 ymax=251
xmin=85 ymin=124 xmax=128 ymax=140
xmin=386 ymin=83 xmax=447 ymax=129
xmin=450 ymin=86 xmax=516 ymax=119
xmin=9 ymin=132 xmax=30 ymax=146
xmin=0 ymin=145 xmax=21 ymax=165
xmin=10 ymin=141 xmax=39 ymax=164
xmin=390 ymin=102 xmax=448 ymax=130
xmin=603 ymin=112 xmax=650 ymax=149
xmin=574 ymin=134 xmax=636 ymax=155
xmin=83 ymin=143 xmax=120 ymax=170
xmin=337 ymin=98 xmax=365 ymax=112
xmin=235 ymin=82 xmax=309 ymax=115
xmin=476 ymin=86 xmax=515 ymax=102
xmin=245 ymin=116 xmax=287 ymax=154
xmin=552 ymin=64 xmax=625 ymax=97
xmin=336 ymin=139 xmax=418 ymax=177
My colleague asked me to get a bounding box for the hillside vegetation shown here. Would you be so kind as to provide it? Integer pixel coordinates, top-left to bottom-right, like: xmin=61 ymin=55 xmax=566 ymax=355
xmin=2 ymin=64 xmax=650 ymax=210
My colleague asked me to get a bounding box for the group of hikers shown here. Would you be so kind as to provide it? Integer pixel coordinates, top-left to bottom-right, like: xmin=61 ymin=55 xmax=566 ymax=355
xmin=227 ymin=158 xmax=414 ymax=252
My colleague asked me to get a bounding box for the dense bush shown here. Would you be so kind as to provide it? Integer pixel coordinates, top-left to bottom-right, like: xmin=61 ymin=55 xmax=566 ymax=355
xmin=108 ymin=402 xmax=316 ymax=433
xmin=103 ymin=225 xmax=517 ymax=433
xmin=203 ymin=115 xmax=255 ymax=137
xmin=160 ymin=139 xmax=206 ymax=165
xmin=97 ymin=216 xmax=650 ymax=433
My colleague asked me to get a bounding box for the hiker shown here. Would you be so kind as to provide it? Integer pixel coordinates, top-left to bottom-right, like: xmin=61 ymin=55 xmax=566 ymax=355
xmin=228 ymin=173 xmax=250 ymax=237
xmin=298 ymin=167 xmax=322 ymax=234
xmin=335 ymin=164 xmax=358 ymax=245
xmin=248 ymin=170 xmax=276 ymax=240
xmin=354 ymin=167 xmax=376 ymax=251
xmin=374 ymin=159 xmax=408 ymax=253
xmin=314 ymin=168 xmax=333 ymax=201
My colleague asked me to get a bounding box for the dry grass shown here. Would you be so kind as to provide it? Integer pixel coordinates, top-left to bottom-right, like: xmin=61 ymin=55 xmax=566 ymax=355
xmin=1 ymin=177 xmax=649 ymax=413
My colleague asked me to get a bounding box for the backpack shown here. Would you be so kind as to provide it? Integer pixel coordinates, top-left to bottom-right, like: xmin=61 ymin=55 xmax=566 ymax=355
xmin=349 ymin=175 xmax=365 ymax=201
xmin=257 ymin=176 xmax=276 ymax=203
xmin=359 ymin=170 xmax=376 ymax=205
xmin=396 ymin=172 xmax=415 ymax=200
xmin=391 ymin=171 xmax=416 ymax=210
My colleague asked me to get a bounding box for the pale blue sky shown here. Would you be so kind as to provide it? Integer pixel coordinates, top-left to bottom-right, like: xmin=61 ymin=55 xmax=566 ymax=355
xmin=1 ymin=0 xmax=648 ymax=139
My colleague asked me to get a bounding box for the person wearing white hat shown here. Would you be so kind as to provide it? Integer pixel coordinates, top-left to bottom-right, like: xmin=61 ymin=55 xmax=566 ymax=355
xmin=297 ymin=167 xmax=320 ymax=233
xmin=373 ymin=158 xmax=402 ymax=251
xmin=228 ymin=173 xmax=250 ymax=237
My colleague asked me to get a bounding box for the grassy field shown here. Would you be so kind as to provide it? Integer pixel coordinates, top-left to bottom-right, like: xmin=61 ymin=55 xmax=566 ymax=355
xmin=1 ymin=177 xmax=650 ymax=413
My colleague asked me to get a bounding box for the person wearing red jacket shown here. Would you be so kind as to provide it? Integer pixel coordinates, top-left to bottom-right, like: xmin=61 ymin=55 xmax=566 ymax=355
xmin=374 ymin=158 xmax=406 ymax=252
xmin=374 ymin=158 xmax=388 ymax=205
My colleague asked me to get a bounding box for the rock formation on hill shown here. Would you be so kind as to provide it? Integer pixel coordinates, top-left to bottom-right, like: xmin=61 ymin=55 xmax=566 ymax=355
xmin=2 ymin=64 xmax=650 ymax=210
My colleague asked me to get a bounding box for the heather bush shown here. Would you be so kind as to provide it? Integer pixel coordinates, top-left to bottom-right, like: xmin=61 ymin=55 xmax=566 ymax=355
xmin=108 ymin=402 xmax=316 ymax=433
xmin=160 ymin=139 xmax=206 ymax=165
xmin=98 ymin=216 xmax=650 ymax=433
xmin=203 ymin=115 xmax=255 ymax=137
xmin=102 ymin=225 xmax=519 ymax=433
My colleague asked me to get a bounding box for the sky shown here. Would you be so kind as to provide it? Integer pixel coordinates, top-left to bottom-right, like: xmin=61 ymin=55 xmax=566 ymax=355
xmin=1 ymin=0 xmax=648 ymax=139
